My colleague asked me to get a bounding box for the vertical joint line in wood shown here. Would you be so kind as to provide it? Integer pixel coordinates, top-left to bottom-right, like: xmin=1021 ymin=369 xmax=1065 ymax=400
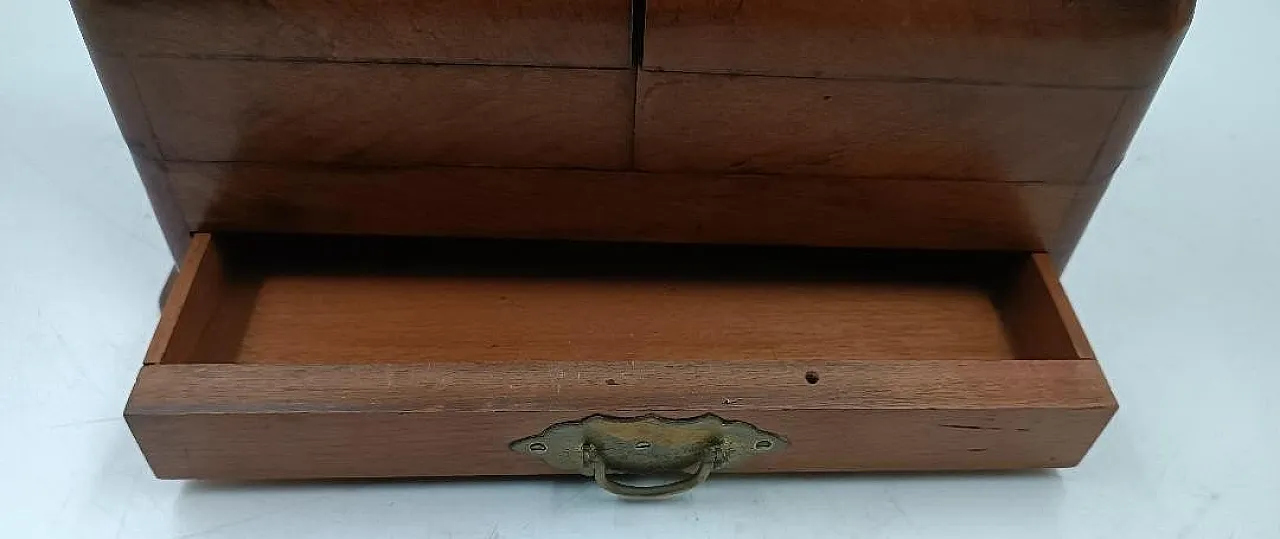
xmin=1082 ymin=91 xmax=1132 ymax=185
xmin=1049 ymin=90 xmax=1134 ymax=261
xmin=627 ymin=0 xmax=647 ymax=169
xmin=123 ymin=57 xmax=169 ymax=163
xmin=630 ymin=0 xmax=647 ymax=68
xmin=121 ymin=55 xmax=194 ymax=256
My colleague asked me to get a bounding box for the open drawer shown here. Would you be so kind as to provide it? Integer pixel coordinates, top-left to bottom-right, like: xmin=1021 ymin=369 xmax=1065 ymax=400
xmin=130 ymin=233 xmax=1114 ymax=485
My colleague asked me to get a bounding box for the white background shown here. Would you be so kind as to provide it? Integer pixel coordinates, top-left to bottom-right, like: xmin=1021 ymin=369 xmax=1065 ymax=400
xmin=2 ymin=0 xmax=1277 ymax=537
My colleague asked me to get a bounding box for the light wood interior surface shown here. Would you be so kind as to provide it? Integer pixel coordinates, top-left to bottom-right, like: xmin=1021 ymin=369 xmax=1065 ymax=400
xmin=155 ymin=234 xmax=1089 ymax=365
xmin=236 ymin=274 xmax=1012 ymax=363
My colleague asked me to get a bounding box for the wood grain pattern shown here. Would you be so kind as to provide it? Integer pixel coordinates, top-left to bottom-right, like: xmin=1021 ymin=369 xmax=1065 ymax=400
xmin=996 ymin=254 xmax=1095 ymax=360
xmin=187 ymin=239 xmax=1049 ymax=365
xmin=167 ymin=162 xmax=1075 ymax=251
xmin=129 ymin=360 xmax=1108 ymax=415
xmin=131 ymin=58 xmax=633 ymax=169
xmin=142 ymin=235 xmax=219 ymax=365
xmin=152 ymin=234 xmax=1089 ymax=364
xmin=644 ymin=0 xmax=1195 ymax=87
xmin=72 ymin=0 xmax=1191 ymax=260
xmin=126 ymin=360 xmax=1115 ymax=479
xmin=127 ymin=234 xmax=1110 ymax=479
xmin=71 ymin=0 xmax=632 ymax=68
xmin=66 ymin=0 xmax=1192 ymax=479
xmin=237 ymin=277 xmax=1016 ymax=364
xmin=635 ymin=71 xmax=1126 ymax=182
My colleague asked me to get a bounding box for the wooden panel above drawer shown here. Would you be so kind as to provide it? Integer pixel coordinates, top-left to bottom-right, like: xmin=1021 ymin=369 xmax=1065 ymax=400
xmin=635 ymin=71 xmax=1125 ymax=183
xmin=131 ymin=58 xmax=633 ymax=169
xmin=161 ymin=161 xmax=1075 ymax=251
xmin=71 ymin=0 xmax=633 ymax=68
xmin=643 ymin=0 xmax=1194 ymax=87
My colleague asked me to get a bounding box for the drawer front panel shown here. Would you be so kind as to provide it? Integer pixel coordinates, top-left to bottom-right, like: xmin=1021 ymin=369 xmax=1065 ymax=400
xmin=129 ymin=361 xmax=1114 ymax=480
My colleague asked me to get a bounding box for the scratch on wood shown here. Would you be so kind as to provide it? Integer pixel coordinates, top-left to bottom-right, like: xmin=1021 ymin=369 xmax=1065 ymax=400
xmin=939 ymin=424 xmax=1003 ymax=431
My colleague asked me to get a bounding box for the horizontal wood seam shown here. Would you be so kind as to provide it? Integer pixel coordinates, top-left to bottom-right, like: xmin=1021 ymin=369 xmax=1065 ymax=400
xmin=639 ymin=67 xmax=1153 ymax=91
xmin=89 ymin=50 xmax=1157 ymax=91
xmin=150 ymin=158 xmax=1094 ymax=186
xmin=128 ymin=405 xmax=1120 ymax=417
xmin=99 ymin=50 xmax=636 ymax=72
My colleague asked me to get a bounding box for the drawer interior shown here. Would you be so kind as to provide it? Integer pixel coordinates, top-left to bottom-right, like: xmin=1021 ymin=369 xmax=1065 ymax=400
xmin=149 ymin=234 xmax=1092 ymax=366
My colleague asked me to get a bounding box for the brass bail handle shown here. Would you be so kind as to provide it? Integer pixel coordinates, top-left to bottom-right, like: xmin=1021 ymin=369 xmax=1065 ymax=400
xmin=510 ymin=414 xmax=788 ymax=499
xmin=584 ymin=445 xmax=717 ymax=499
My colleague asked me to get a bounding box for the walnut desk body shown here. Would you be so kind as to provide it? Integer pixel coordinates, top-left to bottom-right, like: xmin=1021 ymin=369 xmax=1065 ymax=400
xmin=71 ymin=0 xmax=1193 ymax=493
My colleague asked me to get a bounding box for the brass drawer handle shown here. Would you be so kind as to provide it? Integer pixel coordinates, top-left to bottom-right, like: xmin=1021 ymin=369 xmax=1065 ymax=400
xmin=511 ymin=414 xmax=787 ymax=499
xmin=586 ymin=444 xmax=716 ymax=499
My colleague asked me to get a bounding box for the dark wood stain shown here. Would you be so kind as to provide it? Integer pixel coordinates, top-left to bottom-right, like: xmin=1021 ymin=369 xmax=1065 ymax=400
xmin=68 ymin=0 xmax=1192 ymax=481
xmin=635 ymin=71 xmax=1126 ymax=182
xmin=644 ymin=0 xmax=1195 ymax=87
xmin=130 ymin=58 xmax=634 ymax=169
xmin=164 ymin=162 xmax=1076 ymax=251
xmin=72 ymin=0 xmax=1192 ymax=260
xmin=72 ymin=0 xmax=633 ymax=68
